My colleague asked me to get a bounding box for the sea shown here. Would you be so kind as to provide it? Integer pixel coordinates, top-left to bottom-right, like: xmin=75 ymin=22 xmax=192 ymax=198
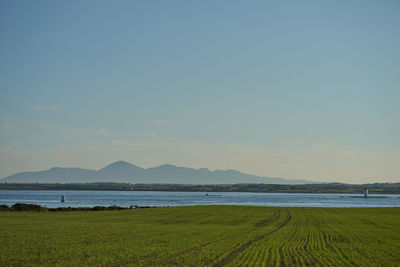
xmin=0 ymin=190 xmax=399 ymax=208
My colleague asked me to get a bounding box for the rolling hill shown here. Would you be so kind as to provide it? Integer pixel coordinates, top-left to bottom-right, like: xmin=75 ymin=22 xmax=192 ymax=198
xmin=0 ymin=161 xmax=313 ymax=184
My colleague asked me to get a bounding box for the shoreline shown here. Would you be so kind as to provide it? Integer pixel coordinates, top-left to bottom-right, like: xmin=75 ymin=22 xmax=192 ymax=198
xmin=1 ymin=182 xmax=399 ymax=194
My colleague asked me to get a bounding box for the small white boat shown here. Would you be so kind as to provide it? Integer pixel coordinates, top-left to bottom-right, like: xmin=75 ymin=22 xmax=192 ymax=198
xmin=61 ymin=195 xmax=67 ymax=202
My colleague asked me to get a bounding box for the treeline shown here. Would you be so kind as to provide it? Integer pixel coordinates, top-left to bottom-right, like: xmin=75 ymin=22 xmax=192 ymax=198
xmin=0 ymin=203 xmax=155 ymax=212
xmin=0 ymin=182 xmax=399 ymax=194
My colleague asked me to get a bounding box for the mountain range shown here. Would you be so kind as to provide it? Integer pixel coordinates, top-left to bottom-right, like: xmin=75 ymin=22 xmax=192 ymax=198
xmin=0 ymin=161 xmax=313 ymax=184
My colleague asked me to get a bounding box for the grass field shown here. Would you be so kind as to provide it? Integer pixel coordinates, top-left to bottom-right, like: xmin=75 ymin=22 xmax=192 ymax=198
xmin=1 ymin=206 xmax=399 ymax=266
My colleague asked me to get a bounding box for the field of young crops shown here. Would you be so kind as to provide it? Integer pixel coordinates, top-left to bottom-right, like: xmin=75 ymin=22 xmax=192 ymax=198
xmin=1 ymin=206 xmax=399 ymax=266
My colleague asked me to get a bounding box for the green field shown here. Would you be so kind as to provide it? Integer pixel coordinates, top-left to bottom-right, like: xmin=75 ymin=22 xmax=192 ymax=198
xmin=1 ymin=206 xmax=399 ymax=266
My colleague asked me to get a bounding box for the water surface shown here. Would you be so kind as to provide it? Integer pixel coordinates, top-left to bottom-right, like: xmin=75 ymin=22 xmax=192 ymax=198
xmin=1 ymin=190 xmax=399 ymax=208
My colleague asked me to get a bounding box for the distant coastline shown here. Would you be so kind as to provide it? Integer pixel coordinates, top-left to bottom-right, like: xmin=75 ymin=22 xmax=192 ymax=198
xmin=0 ymin=182 xmax=399 ymax=194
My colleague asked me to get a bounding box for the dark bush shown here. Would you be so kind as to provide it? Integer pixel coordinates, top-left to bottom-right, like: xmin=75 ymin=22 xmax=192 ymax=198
xmin=107 ymin=205 xmax=125 ymax=210
xmin=11 ymin=203 xmax=48 ymax=212
xmin=0 ymin=204 xmax=10 ymax=211
xmin=6 ymin=203 xmax=136 ymax=212
xmin=92 ymin=206 xmax=107 ymax=211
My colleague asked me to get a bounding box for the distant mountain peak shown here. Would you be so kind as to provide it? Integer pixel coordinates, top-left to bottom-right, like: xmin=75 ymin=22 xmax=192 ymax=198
xmin=111 ymin=160 xmax=132 ymax=166
xmin=157 ymin=164 xmax=178 ymax=168
xmin=102 ymin=161 xmax=141 ymax=169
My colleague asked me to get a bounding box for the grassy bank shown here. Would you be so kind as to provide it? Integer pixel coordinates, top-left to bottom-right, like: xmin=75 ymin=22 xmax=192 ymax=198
xmin=1 ymin=206 xmax=399 ymax=266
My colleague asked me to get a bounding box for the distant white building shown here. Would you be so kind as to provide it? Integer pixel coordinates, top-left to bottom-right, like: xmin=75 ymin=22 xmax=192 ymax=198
xmin=363 ymin=188 xmax=368 ymax=198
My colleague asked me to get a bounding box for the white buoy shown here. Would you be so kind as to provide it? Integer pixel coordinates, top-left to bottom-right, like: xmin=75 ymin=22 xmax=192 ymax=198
xmin=363 ymin=188 xmax=368 ymax=198
xmin=61 ymin=195 xmax=67 ymax=202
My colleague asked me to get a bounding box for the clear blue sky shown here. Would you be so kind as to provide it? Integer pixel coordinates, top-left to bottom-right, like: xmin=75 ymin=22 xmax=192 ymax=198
xmin=1 ymin=0 xmax=399 ymax=183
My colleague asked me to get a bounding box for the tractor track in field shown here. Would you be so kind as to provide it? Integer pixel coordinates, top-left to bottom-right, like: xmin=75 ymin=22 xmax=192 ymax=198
xmin=146 ymin=208 xmax=282 ymax=266
xmin=212 ymin=208 xmax=292 ymax=267
xmin=254 ymin=208 xmax=281 ymax=227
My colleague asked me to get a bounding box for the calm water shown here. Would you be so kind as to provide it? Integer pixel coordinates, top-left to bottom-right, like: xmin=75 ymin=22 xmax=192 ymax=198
xmin=0 ymin=190 xmax=399 ymax=208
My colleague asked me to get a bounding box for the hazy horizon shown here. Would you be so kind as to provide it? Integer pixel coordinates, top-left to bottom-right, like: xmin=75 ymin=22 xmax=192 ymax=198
xmin=1 ymin=1 xmax=399 ymax=184
xmin=0 ymin=159 xmax=394 ymax=185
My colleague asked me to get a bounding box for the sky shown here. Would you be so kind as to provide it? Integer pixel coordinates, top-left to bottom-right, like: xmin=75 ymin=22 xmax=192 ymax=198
xmin=0 ymin=0 xmax=399 ymax=183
